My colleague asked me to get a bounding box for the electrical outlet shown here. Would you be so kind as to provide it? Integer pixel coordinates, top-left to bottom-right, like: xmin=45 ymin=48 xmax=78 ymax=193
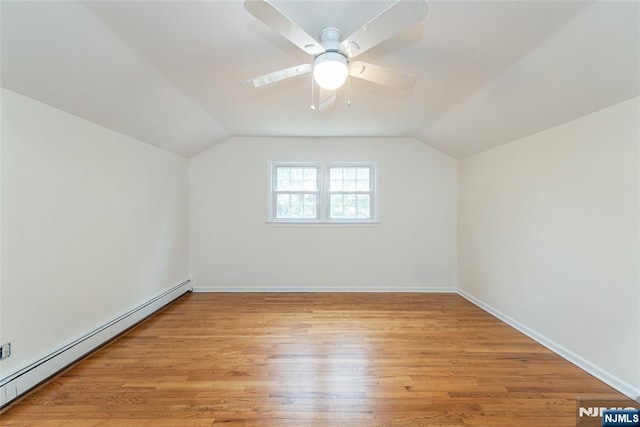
xmin=0 ymin=342 xmax=11 ymax=360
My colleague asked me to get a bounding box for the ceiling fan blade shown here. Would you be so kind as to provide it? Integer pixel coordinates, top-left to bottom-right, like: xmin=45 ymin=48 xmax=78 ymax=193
xmin=244 ymin=0 xmax=324 ymax=55
xmin=340 ymin=0 xmax=428 ymax=58
xmin=318 ymin=88 xmax=336 ymax=112
xmin=349 ymin=61 xmax=416 ymax=89
xmin=244 ymin=63 xmax=312 ymax=89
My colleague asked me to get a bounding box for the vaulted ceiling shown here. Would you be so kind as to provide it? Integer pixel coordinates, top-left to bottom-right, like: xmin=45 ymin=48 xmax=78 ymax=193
xmin=1 ymin=1 xmax=638 ymax=158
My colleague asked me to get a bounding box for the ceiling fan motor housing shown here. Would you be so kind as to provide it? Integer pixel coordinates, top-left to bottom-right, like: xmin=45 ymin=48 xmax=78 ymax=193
xmin=319 ymin=27 xmax=342 ymax=51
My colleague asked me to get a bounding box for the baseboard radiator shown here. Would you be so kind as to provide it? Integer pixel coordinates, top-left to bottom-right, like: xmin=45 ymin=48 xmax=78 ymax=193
xmin=0 ymin=280 xmax=192 ymax=409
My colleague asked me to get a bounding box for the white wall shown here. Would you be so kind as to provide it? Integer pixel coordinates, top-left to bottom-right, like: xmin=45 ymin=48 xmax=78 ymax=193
xmin=0 ymin=89 xmax=189 ymax=378
xmin=458 ymin=97 xmax=640 ymax=396
xmin=189 ymin=137 xmax=457 ymax=291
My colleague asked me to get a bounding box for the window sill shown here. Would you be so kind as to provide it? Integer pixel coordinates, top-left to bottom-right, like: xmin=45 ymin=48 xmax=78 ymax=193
xmin=266 ymin=220 xmax=381 ymax=227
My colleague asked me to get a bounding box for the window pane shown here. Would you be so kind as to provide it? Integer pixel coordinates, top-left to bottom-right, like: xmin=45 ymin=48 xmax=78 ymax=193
xmin=276 ymin=194 xmax=291 ymax=218
xmin=330 ymin=194 xmax=345 ymax=218
xmin=356 ymin=194 xmax=370 ymax=218
xmin=303 ymin=194 xmax=317 ymax=218
xmin=356 ymin=168 xmax=369 ymax=181
xmin=344 ymin=178 xmax=356 ymax=191
xmin=330 ymin=179 xmax=342 ymax=191
xmin=290 ymin=194 xmax=301 ymax=203
xmin=276 ymin=193 xmax=317 ymax=219
xmin=276 ymin=167 xmax=291 ymax=190
xmin=276 ymin=167 xmax=317 ymax=191
xmin=344 ymin=168 xmax=356 ymax=180
xmin=344 ymin=194 xmax=356 ymax=217
xmin=330 ymin=168 xmax=343 ymax=191
xmin=291 ymin=168 xmax=303 ymax=191
xmin=303 ymin=205 xmax=315 ymax=217
xmin=356 ymin=168 xmax=370 ymax=191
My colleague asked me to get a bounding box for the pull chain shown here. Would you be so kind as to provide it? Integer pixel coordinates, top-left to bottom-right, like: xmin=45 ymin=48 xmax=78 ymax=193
xmin=347 ymin=73 xmax=351 ymax=107
xmin=310 ymin=75 xmax=316 ymax=110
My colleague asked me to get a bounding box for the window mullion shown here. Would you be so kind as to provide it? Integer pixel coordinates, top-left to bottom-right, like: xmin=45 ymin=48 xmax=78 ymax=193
xmin=319 ymin=163 xmax=327 ymax=221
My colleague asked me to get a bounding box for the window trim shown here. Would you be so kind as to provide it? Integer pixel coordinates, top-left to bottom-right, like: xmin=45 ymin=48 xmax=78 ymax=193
xmin=269 ymin=162 xmax=321 ymax=223
xmin=267 ymin=161 xmax=380 ymax=224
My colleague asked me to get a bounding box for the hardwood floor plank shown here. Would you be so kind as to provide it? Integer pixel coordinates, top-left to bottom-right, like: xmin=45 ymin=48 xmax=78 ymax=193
xmin=1 ymin=293 xmax=635 ymax=426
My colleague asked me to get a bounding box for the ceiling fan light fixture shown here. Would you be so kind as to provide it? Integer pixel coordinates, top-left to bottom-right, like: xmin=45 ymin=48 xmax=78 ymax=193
xmin=313 ymin=51 xmax=348 ymax=91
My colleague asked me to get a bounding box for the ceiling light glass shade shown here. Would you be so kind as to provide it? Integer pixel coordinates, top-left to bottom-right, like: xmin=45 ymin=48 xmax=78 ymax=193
xmin=313 ymin=52 xmax=348 ymax=91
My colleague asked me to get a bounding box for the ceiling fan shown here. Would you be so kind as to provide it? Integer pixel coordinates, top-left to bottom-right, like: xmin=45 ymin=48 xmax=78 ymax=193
xmin=243 ymin=0 xmax=429 ymax=111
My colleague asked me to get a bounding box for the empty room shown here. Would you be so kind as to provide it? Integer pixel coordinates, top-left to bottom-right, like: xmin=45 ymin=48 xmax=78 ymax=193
xmin=1 ymin=0 xmax=639 ymax=426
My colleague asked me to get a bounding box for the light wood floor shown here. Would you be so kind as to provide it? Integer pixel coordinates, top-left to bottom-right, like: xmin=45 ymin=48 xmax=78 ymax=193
xmin=1 ymin=292 xmax=634 ymax=426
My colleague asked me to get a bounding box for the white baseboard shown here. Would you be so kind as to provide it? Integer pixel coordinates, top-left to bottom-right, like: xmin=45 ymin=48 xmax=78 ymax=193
xmin=457 ymin=288 xmax=640 ymax=403
xmin=0 ymin=280 xmax=192 ymax=409
xmin=192 ymin=286 xmax=457 ymax=293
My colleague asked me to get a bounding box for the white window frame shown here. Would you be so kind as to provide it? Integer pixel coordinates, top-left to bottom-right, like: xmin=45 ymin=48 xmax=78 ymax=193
xmin=268 ymin=161 xmax=379 ymax=224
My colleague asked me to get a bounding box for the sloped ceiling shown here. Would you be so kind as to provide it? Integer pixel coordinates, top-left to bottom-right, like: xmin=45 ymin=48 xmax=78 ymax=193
xmin=1 ymin=1 xmax=638 ymax=158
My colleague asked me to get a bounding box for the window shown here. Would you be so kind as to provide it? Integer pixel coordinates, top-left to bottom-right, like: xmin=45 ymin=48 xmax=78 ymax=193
xmin=273 ymin=165 xmax=319 ymax=220
xmin=269 ymin=162 xmax=378 ymax=223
